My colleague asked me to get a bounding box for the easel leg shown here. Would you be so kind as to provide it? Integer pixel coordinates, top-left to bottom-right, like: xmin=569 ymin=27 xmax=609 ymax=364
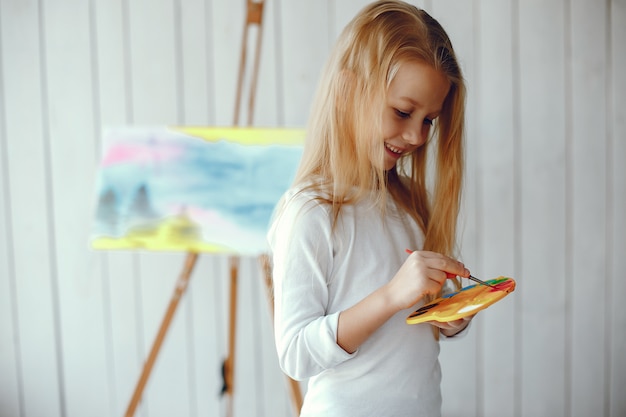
xmin=124 ymin=252 xmax=198 ymax=417
xmin=223 ymin=256 xmax=239 ymax=417
xmin=259 ymin=254 xmax=303 ymax=415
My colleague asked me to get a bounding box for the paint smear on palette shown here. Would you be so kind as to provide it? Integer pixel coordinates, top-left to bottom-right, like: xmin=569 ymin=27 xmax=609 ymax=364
xmin=90 ymin=126 xmax=305 ymax=255
xmin=406 ymin=277 xmax=516 ymax=324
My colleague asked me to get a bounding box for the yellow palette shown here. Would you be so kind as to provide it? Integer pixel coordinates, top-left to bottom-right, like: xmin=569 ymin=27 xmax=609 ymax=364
xmin=406 ymin=277 xmax=516 ymax=324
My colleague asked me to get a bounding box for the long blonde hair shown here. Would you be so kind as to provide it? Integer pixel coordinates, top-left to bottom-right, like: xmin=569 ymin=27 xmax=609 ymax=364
xmin=294 ymin=0 xmax=466 ymax=260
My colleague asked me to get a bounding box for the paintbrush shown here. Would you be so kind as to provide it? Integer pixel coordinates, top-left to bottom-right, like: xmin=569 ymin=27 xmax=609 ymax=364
xmin=467 ymin=275 xmax=498 ymax=289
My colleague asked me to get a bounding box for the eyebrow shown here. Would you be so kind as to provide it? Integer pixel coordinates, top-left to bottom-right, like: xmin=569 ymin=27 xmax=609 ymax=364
xmin=398 ymin=96 xmax=442 ymax=116
xmin=399 ymin=96 xmax=418 ymax=105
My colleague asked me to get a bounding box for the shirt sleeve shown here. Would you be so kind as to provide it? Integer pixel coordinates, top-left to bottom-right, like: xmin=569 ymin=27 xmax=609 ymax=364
xmin=267 ymin=193 xmax=354 ymax=380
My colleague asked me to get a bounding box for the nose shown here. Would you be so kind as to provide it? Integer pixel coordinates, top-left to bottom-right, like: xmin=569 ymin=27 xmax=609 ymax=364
xmin=402 ymin=123 xmax=425 ymax=147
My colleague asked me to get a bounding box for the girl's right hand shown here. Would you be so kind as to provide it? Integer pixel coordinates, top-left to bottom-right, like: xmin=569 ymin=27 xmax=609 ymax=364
xmin=385 ymin=250 xmax=469 ymax=311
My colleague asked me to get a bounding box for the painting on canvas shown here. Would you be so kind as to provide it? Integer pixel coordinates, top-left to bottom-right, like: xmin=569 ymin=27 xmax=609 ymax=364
xmin=90 ymin=126 xmax=304 ymax=256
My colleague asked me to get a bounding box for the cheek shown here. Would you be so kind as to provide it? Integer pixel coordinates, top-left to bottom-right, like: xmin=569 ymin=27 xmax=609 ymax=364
xmin=381 ymin=117 xmax=401 ymax=140
xmin=422 ymin=124 xmax=431 ymax=141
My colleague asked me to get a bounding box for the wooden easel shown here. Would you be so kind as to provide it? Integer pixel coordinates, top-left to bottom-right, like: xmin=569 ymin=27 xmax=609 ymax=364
xmin=123 ymin=1 xmax=303 ymax=416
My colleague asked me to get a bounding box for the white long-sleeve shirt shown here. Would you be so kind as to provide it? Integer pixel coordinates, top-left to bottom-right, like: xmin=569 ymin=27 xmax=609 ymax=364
xmin=268 ymin=187 xmax=444 ymax=417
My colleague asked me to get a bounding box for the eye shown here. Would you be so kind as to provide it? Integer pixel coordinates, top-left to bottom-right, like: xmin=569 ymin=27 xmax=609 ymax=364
xmin=394 ymin=109 xmax=411 ymax=119
xmin=423 ymin=118 xmax=433 ymax=126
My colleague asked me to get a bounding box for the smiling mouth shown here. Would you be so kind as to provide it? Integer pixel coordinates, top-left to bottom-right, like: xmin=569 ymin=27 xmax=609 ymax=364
xmin=385 ymin=143 xmax=405 ymax=156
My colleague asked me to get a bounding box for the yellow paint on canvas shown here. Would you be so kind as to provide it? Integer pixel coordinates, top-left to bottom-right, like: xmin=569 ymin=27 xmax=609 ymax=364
xmin=91 ymin=214 xmax=234 ymax=253
xmin=174 ymin=126 xmax=306 ymax=146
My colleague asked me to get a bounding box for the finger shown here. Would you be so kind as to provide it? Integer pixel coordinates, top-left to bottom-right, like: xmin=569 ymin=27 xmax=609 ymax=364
xmin=443 ymin=262 xmax=469 ymax=279
xmin=423 ymin=253 xmax=468 ymax=277
xmin=424 ymin=267 xmax=450 ymax=286
xmin=427 ymin=321 xmax=455 ymax=330
xmin=427 ymin=314 xmax=475 ymax=330
xmin=405 ymin=250 xmax=469 ymax=279
xmin=448 ymin=318 xmax=466 ymax=327
xmin=426 ymin=265 xmax=463 ymax=284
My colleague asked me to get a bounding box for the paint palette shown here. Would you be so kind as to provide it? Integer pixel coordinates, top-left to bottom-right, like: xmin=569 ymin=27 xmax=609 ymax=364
xmin=406 ymin=277 xmax=516 ymax=325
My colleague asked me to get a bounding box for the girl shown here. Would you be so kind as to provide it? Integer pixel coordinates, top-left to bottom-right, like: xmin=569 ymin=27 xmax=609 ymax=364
xmin=268 ymin=1 xmax=472 ymax=415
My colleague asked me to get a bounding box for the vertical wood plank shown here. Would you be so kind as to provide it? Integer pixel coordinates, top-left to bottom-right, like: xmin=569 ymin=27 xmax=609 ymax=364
xmin=138 ymin=251 xmax=191 ymax=417
xmin=41 ymin=0 xmax=113 ymax=415
xmin=230 ymin=257 xmax=260 ymax=416
xmin=518 ymin=0 xmax=567 ymax=415
xmin=277 ymin=0 xmax=330 ymax=127
xmin=188 ymin=255 xmax=226 ymax=417
xmin=178 ymin=1 xmax=224 ymax=415
xmin=210 ymin=0 xmax=246 ymax=125
xmin=178 ymin=3 xmax=211 ymax=414
xmin=178 ymin=0 xmax=213 ymax=125
xmin=476 ymin=0 xmax=518 ymax=416
xmin=249 ymin=0 xmax=280 ymax=126
xmin=609 ymin=2 xmax=626 ymax=416
xmin=569 ymin=1 xmax=608 ymax=416
xmin=92 ymin=1 xmax=146 ymax=415
xmin=0 ymin=181 xmax=22 ymax=415
xmin=127 ymin=0 xmax=179 ymax=123
xmin=126 ymin=0 xmax=191 ymax=415
xmin=0 ymin=1 xmax=64 ymax=415
xmin=92 ymin=0 xmax=131 ymax=127
xmin=104 ymin=253 xmax=144 ymax=416
xmin=0 ymin=21 xmax=23 ymax=415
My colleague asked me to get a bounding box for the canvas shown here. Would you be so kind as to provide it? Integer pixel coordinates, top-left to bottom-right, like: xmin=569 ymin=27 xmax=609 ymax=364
xmin=91 ymin=126 xmax=305 ymax=256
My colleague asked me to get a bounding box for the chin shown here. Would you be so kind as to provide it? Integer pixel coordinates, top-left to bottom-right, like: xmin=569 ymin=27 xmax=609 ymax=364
xmin=382 ymin=157 xmax=399 ymax=171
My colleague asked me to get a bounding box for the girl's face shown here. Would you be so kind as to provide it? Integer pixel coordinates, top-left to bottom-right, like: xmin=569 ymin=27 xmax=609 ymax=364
xmin=379 ymin=60 xmax=451 ymax=171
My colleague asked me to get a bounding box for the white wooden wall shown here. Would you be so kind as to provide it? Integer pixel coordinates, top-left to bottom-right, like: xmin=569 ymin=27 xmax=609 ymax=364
xmin=0 ymin=1 xmax=624 ymax=416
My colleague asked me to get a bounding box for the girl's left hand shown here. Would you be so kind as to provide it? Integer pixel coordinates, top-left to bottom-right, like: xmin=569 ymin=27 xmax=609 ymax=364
xmin=429 ymin=314 xmax=475 ymax=337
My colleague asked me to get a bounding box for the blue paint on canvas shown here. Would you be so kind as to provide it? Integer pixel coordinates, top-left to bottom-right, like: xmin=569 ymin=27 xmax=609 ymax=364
xmin=92 ymin=127 xmax=303 ymax=255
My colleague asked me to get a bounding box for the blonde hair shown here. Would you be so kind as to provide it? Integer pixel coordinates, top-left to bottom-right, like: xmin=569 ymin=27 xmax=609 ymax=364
xmin=294 ymin=0 xmax=466 ymax=260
